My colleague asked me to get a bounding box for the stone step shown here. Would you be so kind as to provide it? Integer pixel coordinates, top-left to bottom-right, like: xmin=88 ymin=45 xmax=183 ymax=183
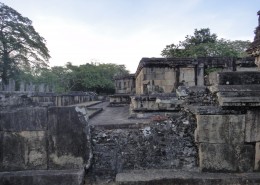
xmin=0 ymin=169 xmax=85 ymax=185
xmin=116 ymin=169 xmax=260 ymax=185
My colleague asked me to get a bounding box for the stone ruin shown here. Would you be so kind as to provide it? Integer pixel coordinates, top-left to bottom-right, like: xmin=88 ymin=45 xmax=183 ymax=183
xmin=0 ymin=79 xmax=53 ymax=93
xmin=1 ymin=10 xmax=260 ymax=185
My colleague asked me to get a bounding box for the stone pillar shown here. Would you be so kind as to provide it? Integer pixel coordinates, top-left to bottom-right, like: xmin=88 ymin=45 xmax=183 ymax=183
xmin=45 ymin=85 xmax=49 ymax=92
xmin=197 ymin=63 xmax=204 ymax=86
xmin=256 ymin=56 xmax=260 ymax=71
xmin=5 ymin=79 xmax=16 ymax=91
xmin=39 ymin=84 xmax=45 ymax=93
xmin=19 ymin=81 xmax=25 ymax=92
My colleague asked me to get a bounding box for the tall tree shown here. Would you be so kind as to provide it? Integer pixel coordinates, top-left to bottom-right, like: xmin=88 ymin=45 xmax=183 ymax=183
xmin=161 ymin=28 xmax=250 ymax=58
xmin=0 ymin=2 xmax=50 ymax=85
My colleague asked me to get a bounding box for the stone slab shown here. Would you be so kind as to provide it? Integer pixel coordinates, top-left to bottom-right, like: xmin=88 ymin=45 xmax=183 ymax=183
xmin=245 ymin=110 xmax=260 ymax=142
xmin=0 ymin=131 xmax=47 ymax=171
xmin=0 ymin=169 xmax=84 ymax=185
xmin=199 ymin=143 xmax=254 ymax=172
xmin=0 ymin=132 xmax=2 ymax=170
xmin=218 ymin=96 xmax=260 ymax=107
xmin=255 ymin=142 xmax=260 ymax=171
xmin=218 ymin=91 xmax=260 ymax=97
xmin=47 ymin=107 xmax=89 ymax=170
xmin=217 ymin=71 xmax=260 ymax=85
xmin=196 ymin=115 xmax=245 ymax=144
xmin=185 ymin=105 xmax=243 ymax=115
xmin=0 ymin=107 xmax=47 ymax=131
xmin=116 ymin=169 xmax=260 ymax=185
xmin=209 ymin=85 xmax=260 ymax=93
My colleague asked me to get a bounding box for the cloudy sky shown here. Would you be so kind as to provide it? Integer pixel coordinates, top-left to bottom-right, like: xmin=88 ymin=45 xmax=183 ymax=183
xmin=1 ymin=0 xmax=259 ymax=72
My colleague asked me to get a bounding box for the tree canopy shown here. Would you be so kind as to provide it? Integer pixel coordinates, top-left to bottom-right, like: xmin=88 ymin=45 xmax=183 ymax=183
xmin=21 ymin=62 xmax=129 ymax=94
xmin=161 ymin=28 xmax=251 ymax=58
xmin=0 ymin=2 xmax=50 ymax=85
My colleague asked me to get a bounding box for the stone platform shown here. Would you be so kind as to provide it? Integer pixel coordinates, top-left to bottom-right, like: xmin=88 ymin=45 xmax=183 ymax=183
xmin=116 ymin=169 xmax=260 ymax=185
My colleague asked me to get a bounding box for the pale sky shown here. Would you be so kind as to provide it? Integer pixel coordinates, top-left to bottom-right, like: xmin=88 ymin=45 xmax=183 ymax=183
xmin=1 ymin=0 xmax=259 ymax=72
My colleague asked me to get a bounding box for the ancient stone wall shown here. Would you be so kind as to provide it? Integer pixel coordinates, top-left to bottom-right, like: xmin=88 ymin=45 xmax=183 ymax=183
xmin=135 ymin=67 xmax=176 ymax=94
xmin=192 ymin=71 xmax=260 ymax=173
xmin=196 ymin=114 xmax=255 ymax=172
xmin=114 ymin=75 xmax=135 ymax=94
xmin=31 ymin=93 xmax=95 ymax=106
xmin=0 ymin=106 xmax=90 ymax=184
xmin=89 ymin=112 xmax=198 ymax=181
xmin=179 ymin=67 xmax=196 ymax=86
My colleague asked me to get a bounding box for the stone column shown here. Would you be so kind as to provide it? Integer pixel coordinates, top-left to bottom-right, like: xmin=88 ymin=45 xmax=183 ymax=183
xmin=7 ymin=79 xmax=15 ymax=91
xmin=20 ymin=81 xmax=25 ymax=92
xmin=39 ymin=84 xmax=45 ymax=93
xmin=197 ymin=63 xmax=204 ymax=86
xmin=45 ymin=85 xmax=49 ymax=93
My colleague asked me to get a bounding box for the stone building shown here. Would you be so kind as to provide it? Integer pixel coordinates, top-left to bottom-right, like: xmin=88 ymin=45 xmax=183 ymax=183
xmin=247 ymin=10 xmax=260 ymax=68
xmin=114 ymin=74 xmax=135 ymax=94
xmin=135 ymin=58 xmax=203 ymax=95
xmin=110 ymin=74 xmax=135 ymax=105
xmin=134 ymin=57 xmax=242 ymax=95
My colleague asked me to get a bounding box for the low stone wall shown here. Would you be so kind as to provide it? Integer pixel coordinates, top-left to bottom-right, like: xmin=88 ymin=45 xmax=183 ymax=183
xmin=0 ymin=91 xmax=97 ymax=107
xmin=0 ymin=106 xmax=90 ymax=184
xmin=32 ymin=92 xmax=96 ymax=106
xmin=109 ymin=94 xmax=131 ymax=105
xmin=88 ymin=112 xmax=198 ymax=181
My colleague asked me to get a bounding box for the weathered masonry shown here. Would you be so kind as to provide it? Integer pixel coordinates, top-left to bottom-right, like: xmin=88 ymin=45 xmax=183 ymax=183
xmin=0 ymin=95 xmax=91 ymax=185
xmin=114 ymin=74 xmax=136 ymax=94
xmin=110 ymin=74 xmax=135 ymax=105
xmin=135 ymin=57 xmax=257 ymax=95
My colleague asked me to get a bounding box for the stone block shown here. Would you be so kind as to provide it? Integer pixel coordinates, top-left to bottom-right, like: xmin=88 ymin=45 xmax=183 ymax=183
xmin=245 ymin=110 xmax=260 ymax=142
xmin=217 ymin=71 xmax=260 ymax=85
xmin=180 ymin=68 xmax=195 ymax=83
xmin=199 ymin=143 xmax=254 ymax=172
xmin=1 ymin=131 xmax=47 ymax=171
xmin=255 ymin=142 xmax=260 ymax=171
xmin=0 ymin=132 xmax=3 ymax=170
xmin=47 ymin=107 xmax=89 ymax=170
xmin=164 ymin=71 xmax=175 ymax=80
xmin=196 ymin=115 xmax=245 ymax=144
xmin=0 ymin=169 xmax=84 ymax=185
xmin=218 ymin=96 xmax=260 ymax=107
xmin=0 ymin=107 xmax=47 ymax=131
